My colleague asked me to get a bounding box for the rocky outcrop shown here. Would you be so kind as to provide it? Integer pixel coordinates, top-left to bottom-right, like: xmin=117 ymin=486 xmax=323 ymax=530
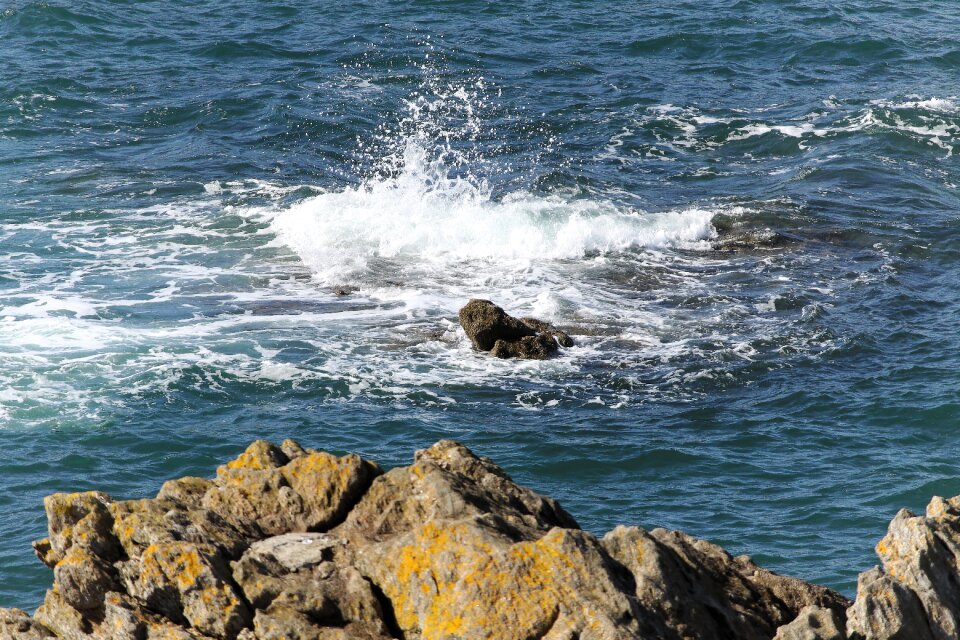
xmin=0 ymin=608 xmax=52 ymax=639
xmin=773 ymin=606 xmax=845 ymax=640
xmin=4 ymin=439 xmax=960 ymax=639
xmin=458 ymin=299 xmax=573 ymax=359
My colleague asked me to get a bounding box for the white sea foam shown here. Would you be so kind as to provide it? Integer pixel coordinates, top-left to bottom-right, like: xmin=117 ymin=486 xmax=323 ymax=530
xmin=264 ymin=140 xmax=716 ymax=284
xmin=871 ymin=96 xmax=959 ymax=113
xmin=0 ymin=83 xmax=864 ymax=425
xmin=730 ymin=123 xmax=828 ymax=140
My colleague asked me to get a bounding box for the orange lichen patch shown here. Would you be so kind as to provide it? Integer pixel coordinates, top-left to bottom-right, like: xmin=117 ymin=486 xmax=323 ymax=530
xmin=189 ymin=585 xmax=241 ymax=620
xmin=34 ymin=537 xmax=58 ymax=567
xmin=439 ymin=529 xmax=592 ymax=638
xmin=282 ymin=451 xmax=339 ymax=477
xmin=135 ymin=541 xmax=250 ymax=636
xmin=220 ymin=440 xmax=285 ymax=475
xmin=384 ymin=520 xmax=499 ymax=634
xmin=374 ymin=520 xmax=624 ymax=640
xmin=44 ymin=492 xmax=111 ymax=547
xmin=109 ymin=499 xmax=174 ymax=554
xmin=45 ymin=492 xmax=94 ymax=515
xmin=140 ymin=543 xmax=209 ymax=590
xmin=53 ymin=546 xmax=93 ymax=568
xmin=282 ymin=451 xmax=368 ymax=493
xmin=173 ymin=550 xmax=206 ymax=591
xmin=282 ymin=452 xmax=354 ymax=499
xmin=44 ymin=491 xmax=112 ymax=520
xmin=876 ymin=538 xmax=890 ymax=557
xmin=138 ymin=543 xmax=210 ymax=595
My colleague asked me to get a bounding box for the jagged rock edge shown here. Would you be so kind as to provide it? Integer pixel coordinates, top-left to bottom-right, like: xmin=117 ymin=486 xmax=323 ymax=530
xmin=2 ymin=439 xmax=954 ymax=640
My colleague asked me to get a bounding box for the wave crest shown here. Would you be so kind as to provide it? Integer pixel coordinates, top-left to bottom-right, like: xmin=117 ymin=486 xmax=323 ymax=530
xmin=266 ymin=141 xmax=715 ymax=282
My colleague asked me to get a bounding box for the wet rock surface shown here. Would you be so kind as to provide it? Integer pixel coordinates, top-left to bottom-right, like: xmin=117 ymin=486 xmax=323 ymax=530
xmin=458 ymin=299 xmax=573 ymax=359
xmin=4 ymin=439 xmax=960 ymax=638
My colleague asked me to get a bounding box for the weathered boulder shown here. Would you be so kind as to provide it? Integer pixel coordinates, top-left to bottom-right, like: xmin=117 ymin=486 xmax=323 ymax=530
xmin=202 ymin=440 xmax=381 ymax=538
xmin=458 ymin=299 xmax=573 ymax=359
xmin=602 ymin=526 xmax=850 ymax=640
xmin=354 ymin=515 xmax=641 ymax=640
xmin=34 ymin=493 xmax=124 ymax=622
xmin=333 ymin=439 xmax=577 ymax=547
xmin=117 ymin=540 xmax=251 ymax=638
xmin=53 ymin=547 xmax=117 ymax=611
xmin=156 ymin=476 xmax=215 ymax=509
xmin=458 ymin=299 xmax=535 ymax=350
xmin=232 ymin=533 xmax=391 ymax=640
xmin=774 ymin=606 xmax=845 ymax=640
xmin=26 ymin=440 xmax=386 ymax=640
xmin=490 ymin=332 xmax=559 ymax=359
xmin=862 ymin=496 xmax=960 ymax=640
xmin=845 ymin=567 xmax=934 ymax=640
xmin=332 ymin=285 xmax=358 ymax=297
xmin=0 ymin=608 xmax=53 ymax=639
xmin=37 ymin=492 xmax=120 ymax=569
xmin=99 ymin=591 xmax=210 ymax=640
xmin=34 ymin=588 xmax=96 ymax=640
xmin=520 ymin=317 xmax=575 ymax=348
xmin=109 ymin=497 xmax=253 ymax=562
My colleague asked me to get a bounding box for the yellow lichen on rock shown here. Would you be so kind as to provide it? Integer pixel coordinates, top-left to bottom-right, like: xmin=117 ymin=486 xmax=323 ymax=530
xmin=132 ymin=542 xmax=251 ymax=639
xmin=220 ymin=440 xmax=287 ymax=475
xmin=42 ymin=491 xmax=118 ymax=567
xmin=16 ymin=438 xmax=866 ymax=640
xmin=360 ymin=517 xmax=638 ymax=640
xmin=203 ymin=442 xmax=378 ymax=537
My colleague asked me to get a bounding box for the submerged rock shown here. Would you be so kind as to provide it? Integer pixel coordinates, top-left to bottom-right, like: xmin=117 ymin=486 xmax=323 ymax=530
xmin=709 ymin=214 xmax=801 ymax=253
xmin=711 ymin=227 xmax=799 ymax=252
xmin=7 ymin=438 xmax=960 ymax=639
xmin=332 ymin=285 xmax=357 ymax=296
xmin=458 ymin=299 xmax=573 ymax=359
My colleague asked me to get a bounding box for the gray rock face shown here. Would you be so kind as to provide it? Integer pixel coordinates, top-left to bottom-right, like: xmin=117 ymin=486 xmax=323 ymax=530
xmin=603 ymin=526 xmax=850 ymax=640
xmin=774 ymin=606 xmax=845 ymax=640
xmin=458 ymin=299 xmax=573 ymax=359
xmin=846 ymin=567 xmax=934 ymax=640
xmin=232 ymin=534 xmax=390 ymax=640
xmin=8 ymin=438 xmax=960 ymax=640
xmin=0 ymin=608 xmax=53 ymax=639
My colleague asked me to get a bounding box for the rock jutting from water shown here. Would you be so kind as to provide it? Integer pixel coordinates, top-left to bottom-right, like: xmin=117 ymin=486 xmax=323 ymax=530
xmin=458 ymin=299 xmax=574 ymax=359
xmin=2 ymin=439 xmax=956 ymax=639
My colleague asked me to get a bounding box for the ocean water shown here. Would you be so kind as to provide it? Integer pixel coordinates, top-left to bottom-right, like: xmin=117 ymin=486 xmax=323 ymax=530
xmin=3 ymin=0 xmax=960 ymax=608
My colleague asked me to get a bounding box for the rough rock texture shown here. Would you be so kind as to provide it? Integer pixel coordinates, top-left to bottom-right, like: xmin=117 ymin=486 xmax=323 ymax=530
xmin=845 ymin=567 xmax=934 ymax=640
xmin=233 ymin=533 xmax=390 ymax=640
xmin=7 ymin=438 xmax=960 ymax=639
xmin=773 ymin=606 xmax=845 ymax=640
xmin=0 ymin=608 xmax=52 ymax=639
xmin=602 ymin=526 xmax=849 ymax=640
xmin=458 ymin=299 xmax=573 ymax=359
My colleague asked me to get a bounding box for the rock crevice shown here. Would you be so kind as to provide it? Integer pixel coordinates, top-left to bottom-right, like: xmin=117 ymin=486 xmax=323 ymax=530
xmin=3 ymin=439 xmax=957 ymax=639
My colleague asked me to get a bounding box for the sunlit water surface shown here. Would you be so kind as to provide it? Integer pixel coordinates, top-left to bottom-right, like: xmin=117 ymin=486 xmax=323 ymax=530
xmin=3 ymin=0 xmax=960 ymax=608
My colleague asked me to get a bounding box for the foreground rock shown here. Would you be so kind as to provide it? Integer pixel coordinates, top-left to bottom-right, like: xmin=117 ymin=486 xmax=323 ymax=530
xmin=4 ymin=439 xmax=960 ymax=639
xmin=458 ymin=299 xmax=573 ymax=359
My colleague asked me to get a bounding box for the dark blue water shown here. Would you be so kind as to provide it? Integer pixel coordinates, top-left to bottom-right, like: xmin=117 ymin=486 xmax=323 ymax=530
xmin=3 ymin=0 xmax=960 ymax=609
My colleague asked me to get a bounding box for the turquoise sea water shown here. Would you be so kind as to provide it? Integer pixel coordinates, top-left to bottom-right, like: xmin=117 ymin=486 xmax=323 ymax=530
xmin=3 ymin=0 xmax=960 ymax=608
